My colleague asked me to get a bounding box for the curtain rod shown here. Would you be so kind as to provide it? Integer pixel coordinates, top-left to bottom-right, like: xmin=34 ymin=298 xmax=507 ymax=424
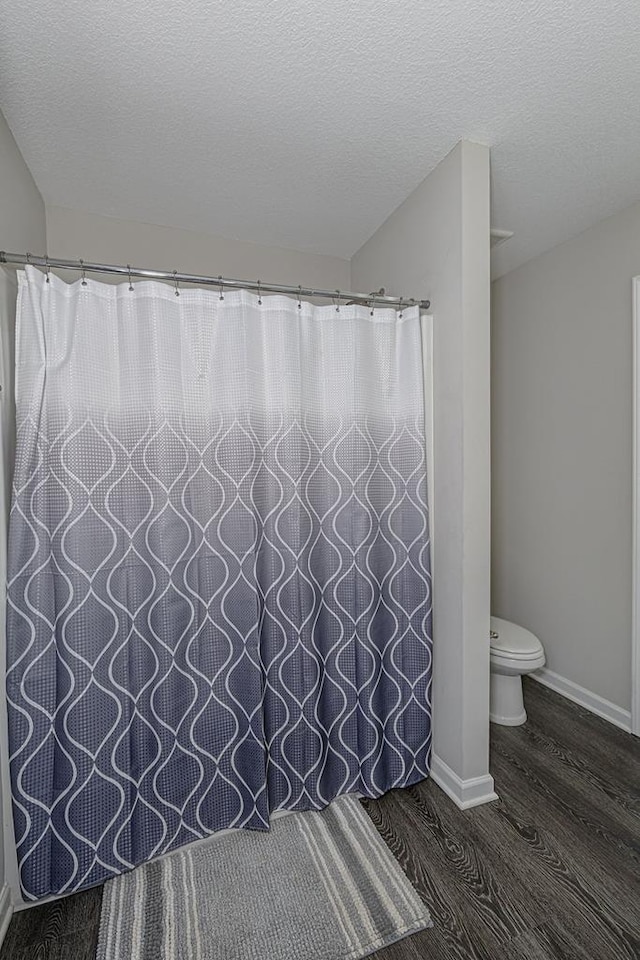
xmin=0 ymin=251 xmax=431 ymax=311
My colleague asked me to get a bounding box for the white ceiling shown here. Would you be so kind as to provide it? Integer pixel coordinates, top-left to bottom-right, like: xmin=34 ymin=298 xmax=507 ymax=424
xmin=1 ymin=1 xmax=640 ymax=278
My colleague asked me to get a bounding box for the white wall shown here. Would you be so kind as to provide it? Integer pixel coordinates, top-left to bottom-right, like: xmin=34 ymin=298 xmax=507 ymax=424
xmin=46 ymin=206 xmax=350 ymax=291
xmin=352 ymin=141 xmax=495 ymax=807
xmin=0 ymin=108 xmax=47 ymax=919
xmin=492 ymin=199 xmax=640 ymax=712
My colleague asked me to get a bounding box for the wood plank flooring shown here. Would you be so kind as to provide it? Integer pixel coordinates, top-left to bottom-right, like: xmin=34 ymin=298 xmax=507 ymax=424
xmin=2 ymin=678 xmax=638 ymax=959
xmin=366 ymin=679 xmax=640 ymax=960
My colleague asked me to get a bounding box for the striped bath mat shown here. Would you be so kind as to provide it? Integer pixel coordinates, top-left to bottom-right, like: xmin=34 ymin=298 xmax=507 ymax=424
xmin=98 ymin=795 xmax=432 ymax=960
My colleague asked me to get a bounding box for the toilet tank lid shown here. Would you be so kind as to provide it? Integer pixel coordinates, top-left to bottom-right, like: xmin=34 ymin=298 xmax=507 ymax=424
xmin=490 ymin=616 xmax=543 ymax=657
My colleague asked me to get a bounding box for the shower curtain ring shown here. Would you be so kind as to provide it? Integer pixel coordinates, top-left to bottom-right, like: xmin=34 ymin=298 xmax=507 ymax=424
xmin=45 ymin=256 xmax=51 ymax=283
xmin=370 ymin=293 xmax=376 ymax=317
xmin=398 ymin=296 xmax=404 ymax=319
xmin=218 ymin=276 xmax=224 ymax=301
xmin=173 ymin=270 xmax=180 ymax=297
xmin=257 ymin=280 xmax=262 ymax=305
xmin=333 ymin=290 xmax=340 ymax=313
xmin=298 ymin=286 xmax=303 ymax=310
xmin=79 ymin=259 xmax=87 ymax=286
xmin=127 ymin=265 xmax=134 ymax=291
xmin=26 ymin=252 xmax=31 ymax=264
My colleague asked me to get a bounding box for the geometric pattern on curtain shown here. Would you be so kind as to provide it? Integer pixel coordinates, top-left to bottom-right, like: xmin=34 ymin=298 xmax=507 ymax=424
xmin=6 ymin=267 xmax=432 ymax=899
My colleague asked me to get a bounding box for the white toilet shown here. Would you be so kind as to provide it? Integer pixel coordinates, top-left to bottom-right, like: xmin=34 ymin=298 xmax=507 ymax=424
xmin=489 ymin=616 xmax=545 ymax=725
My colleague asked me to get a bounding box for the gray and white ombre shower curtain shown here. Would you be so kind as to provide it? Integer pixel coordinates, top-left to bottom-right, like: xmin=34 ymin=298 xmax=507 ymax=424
xmin=7 ymin=266 xmax=432 ymax=900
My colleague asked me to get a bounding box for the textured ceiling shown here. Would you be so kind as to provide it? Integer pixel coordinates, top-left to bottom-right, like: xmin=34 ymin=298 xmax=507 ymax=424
xmin=1 ymin=1 xmax=639 ymax=277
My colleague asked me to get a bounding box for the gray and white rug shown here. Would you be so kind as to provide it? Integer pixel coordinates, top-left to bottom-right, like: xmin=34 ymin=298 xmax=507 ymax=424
xmin=97 ymin=795 xmax=432 ymax=960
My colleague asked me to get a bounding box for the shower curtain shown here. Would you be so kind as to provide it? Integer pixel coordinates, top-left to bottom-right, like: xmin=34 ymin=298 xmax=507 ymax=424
xmin=7 ymin=266 xmax=433 ymax=900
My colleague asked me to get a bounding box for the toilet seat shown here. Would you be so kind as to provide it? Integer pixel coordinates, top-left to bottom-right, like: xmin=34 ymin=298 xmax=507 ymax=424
xmin=490 ymin=616 xmax=543 ymax=660
xmin=490 ymin=647 xmax=544 ymax=664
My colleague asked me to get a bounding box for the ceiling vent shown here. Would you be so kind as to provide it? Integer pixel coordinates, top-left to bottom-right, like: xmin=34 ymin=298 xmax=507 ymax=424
xmin=490 ymin=228 xmax=514 ymax=248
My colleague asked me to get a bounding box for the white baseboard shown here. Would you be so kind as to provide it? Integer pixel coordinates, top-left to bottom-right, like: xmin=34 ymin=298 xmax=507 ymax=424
xmin=430 ymin=754 xmax=499 ymax=809
xmin=530 ymin=668 xmax=632 ymax=733
xmin=0 ymin=884 xmax=12 ymax=947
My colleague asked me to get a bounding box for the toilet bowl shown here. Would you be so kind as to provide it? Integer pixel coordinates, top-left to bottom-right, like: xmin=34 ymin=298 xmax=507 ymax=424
xmin=489 ymin=616 xmax=545 ymax=726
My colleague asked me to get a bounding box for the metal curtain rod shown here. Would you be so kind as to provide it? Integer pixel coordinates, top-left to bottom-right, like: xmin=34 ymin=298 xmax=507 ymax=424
xmin=0 ymin=251 xmax=431 ymax=311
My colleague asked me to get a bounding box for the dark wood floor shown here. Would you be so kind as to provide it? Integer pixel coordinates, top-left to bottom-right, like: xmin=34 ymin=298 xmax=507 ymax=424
xmin=2 ymin=678 xmax=639 ymax=959
xmin=367 ymin=678 xmax=640 ymax=960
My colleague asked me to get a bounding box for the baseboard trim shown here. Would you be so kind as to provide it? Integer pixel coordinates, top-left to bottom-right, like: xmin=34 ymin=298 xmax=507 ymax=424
xmin=0 ymin=884 xmax=13 ymax=947
xmin=430 ymin=754 xmax=499 ymax=809
xmin=530 ymin=668 xmax=632 ymax=733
